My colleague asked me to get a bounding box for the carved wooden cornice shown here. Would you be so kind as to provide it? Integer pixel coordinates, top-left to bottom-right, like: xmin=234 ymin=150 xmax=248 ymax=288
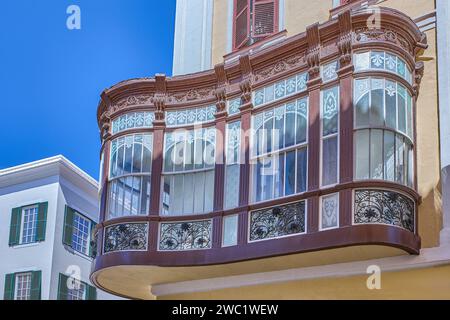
xmin=97 ymin=7 xmax=427 ymax=128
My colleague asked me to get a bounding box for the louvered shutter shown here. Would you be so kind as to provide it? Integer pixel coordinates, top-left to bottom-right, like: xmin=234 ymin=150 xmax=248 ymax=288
xmin=35 ymin=202 xmax=48 ymax=242
xmin=233 ymin=0 xmax=251 ymax=50
xmin=252 ymin=0 xmax=279 ymax=39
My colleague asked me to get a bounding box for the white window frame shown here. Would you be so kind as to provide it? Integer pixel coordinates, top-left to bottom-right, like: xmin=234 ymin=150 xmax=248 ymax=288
xmin=71 ymin=212 xmax=92 ymax=256
xmin=14 ymin=272 xmax=32 ymax=300
xmin=19 ymin=205 xmax=39 ymax=245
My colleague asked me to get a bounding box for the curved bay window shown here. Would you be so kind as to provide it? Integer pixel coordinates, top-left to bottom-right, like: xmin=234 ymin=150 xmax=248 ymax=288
xmin=162 ymin=127 xmax=216 ymax=216
xmin=107 ymin=134 xmax=153 ymax=219
xmin=252 ymin=98 xmax=308 ymax=203
xmin=354 ymin=77 xmax=414 ymax=187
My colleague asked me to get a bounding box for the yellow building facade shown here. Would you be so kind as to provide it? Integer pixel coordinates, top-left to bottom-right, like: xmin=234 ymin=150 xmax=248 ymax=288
xmin=92 ymin=0 xmax=450 ymax=299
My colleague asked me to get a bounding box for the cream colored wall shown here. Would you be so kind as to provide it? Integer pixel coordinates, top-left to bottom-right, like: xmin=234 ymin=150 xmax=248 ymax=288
xmin=160 ymin=264 xmax=450 ymax=299
xmin=211 ymin=0 xmax=229 ymax=65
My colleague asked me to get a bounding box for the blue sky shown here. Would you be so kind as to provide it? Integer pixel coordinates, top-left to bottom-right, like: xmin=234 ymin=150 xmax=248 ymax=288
xmin=0 ymin=0 xmax=176 ymax=179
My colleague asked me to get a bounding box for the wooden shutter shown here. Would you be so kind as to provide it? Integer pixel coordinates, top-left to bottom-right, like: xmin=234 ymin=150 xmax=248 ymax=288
xmin=233 ymin=0 xmax=251 ymax=50
xmin=35 ymin=202 xmax=48 ymax=242
xmin=63 ymin=206 xmax=75 ymax=247
xmin=30 ymin=271 xmax=41 ymax=300
xmin=57 ymin=273 xmax=69 ymax=300
xmin=89 ymin=222 xmax=97 ymax=258
xmin=86 ymin=284 xmax=97 ymax=300
xmin=8 ymin=207 xmax=22 ymax=246
xmin=3 ymin=273 xmax=15 ymax=300
xmin=252 ymin=0 xmax=279 ymax=39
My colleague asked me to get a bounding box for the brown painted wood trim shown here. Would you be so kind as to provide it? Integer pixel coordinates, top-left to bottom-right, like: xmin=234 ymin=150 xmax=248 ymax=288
xmin=150 ymin=126 xmax=165 ymax=216
xmin=92 ymin=223 xmax=420 ymax=272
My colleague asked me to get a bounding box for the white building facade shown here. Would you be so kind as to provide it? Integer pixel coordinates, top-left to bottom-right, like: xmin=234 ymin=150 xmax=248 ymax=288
xmin=0 ymin=156 xmax=118 ymax=300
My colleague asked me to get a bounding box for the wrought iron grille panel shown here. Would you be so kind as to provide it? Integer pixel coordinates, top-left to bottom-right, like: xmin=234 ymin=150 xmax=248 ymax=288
xmin=103 ymin=223 xmax=148 ymax=253
xmin=250 ymin=201 xmax=306 ymax=241
xmin=159 ymin=220 xmax=212 ymax=251
xmin=354 ymin=189 xmax=415 ymax=232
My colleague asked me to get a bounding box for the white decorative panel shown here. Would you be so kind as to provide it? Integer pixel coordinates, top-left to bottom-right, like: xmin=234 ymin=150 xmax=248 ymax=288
xmin=321 ymin=193 xmax=339 ymax=230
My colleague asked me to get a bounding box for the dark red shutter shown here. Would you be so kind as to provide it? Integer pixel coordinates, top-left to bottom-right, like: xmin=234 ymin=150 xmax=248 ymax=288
xmin=252 ymin=0 xmax=279 ymax=39
xmin=233 ymin=0 xmax=251 ymax=50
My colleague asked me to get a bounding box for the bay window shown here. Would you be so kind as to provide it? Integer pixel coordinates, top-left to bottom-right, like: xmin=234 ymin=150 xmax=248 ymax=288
xmin=162 ymin=127 xmax=216 ymax=215
xmin=354 ymin=77 xmax=414 ymax=187
xmin=321 ymin=86 xmax=340 ymax=186
xmin=252 ymin=98 xmax=308 ymax=202
xmin=108 ymin=133 xmax=152 ymax=219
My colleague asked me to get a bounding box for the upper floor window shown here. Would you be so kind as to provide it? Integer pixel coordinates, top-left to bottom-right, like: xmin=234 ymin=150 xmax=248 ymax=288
xmin=63 ymin=206 xmax=96 ymax=257
xmin=108 ymin=133 xmax=153 ymax=218
xmin=252 ymin=98 xmax=308 ymax=203
xmin=233 ymin=0 xmax=279 ymax=51
xmin=162 ymin=128 xmax=216 ymax=215
xmin=8 ymin=202 xmax=47 ymax=246
xmin=354 ymin=78 xmax=414 ymax=187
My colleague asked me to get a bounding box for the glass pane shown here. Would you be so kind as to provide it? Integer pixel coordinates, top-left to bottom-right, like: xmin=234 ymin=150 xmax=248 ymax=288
xmin=322 ymin=136 xmax=338 ymax=186
xmin=370 ymin=130 xmax=383 ymax=179
xmin=322 ymin=87 xmax=339 ymax=136
xmin=407 ymin=93 xmax=413 ymax=139
xmin=117 ymin=144 xmax=125 ymax=176
xmin=370 ymin=79 xmax=384 ymax=126
xmin=263 ymin=111 xmax=274 ymax=154
xmin=274 ymin=153 xmax=284 ymax=198
xmin=384 ymin=131 xmax=395 ymax=181
xmin=354 ymin=52 xmax=370 ymax=71
xmin=355 ymin=82 xmax=370 ymax=128
xmin=183 ymin=173 xmax=194 ymax=215
xmin=296 ymin=108 xmax=307 ymax=144
xmin=385 ymin=80 xmax=397 ymax=129
xmin=285 ymin=151 xmax=296 ymax=195
xmin=355 ymin=130 xmax=370 ymax=180
xmin=116 ymin=178 xmax=124 ymax=217
xmin=385 ymin=53 xmax=397 ymax=72
xmin=173 ymin=175 xmax=184 ymax=214
xmin=296 ymin=148 xmax=307 ymax=193
xmin=124 ymin=137 xmax=133 ymax=174
xmin=141 ymin=176 xmax=151 ymax=215
xmin=255 ymin=159 xmax=263 ymax=202
xmin=132 ymin=143 xmax=142 ymax=173
xmin=194 ymin=131 xmax=204 ymax=169
xmin=123 ymin=176 xmax=132 ymax=215
xmin=262 ymin=156 xmax=274 ymax=201
xmin=396 ymin=135 xmax=405 ymax=184
xmin=222 ymin=215 xmax=238 ymax=247
xmin=285 ymin=109 xmax=295 ymax=147
xmin=275 ymin=80 xmax=286 ymax=99
xmin=371 ymin=51 xmax=385 ymax=69
xmin=265 ymin=84 xmax=274 ymax=103
xmin=131 ymin=176 xmax=140 ymax=215
xmin=398 ymin=85 xmax=407 ymax=134
xmin=162 ymin=176 xmax=171 ymax=215
xmin=274 ymin=106 xmax=285 ymax=150
xmin=174 ymin=141 xmax=185 ymax=172
xmin=224 ymin=164 xmax=240 ymax=209
xmin=193 ymin=172 xmax=205 ymax=213
xmin=407 ymin=143 xmax=414 ymax=187
xmin=184 ymin=139 xmax=195 ymax=171
xmin=204 ymin=170 xmax=215 ymax=212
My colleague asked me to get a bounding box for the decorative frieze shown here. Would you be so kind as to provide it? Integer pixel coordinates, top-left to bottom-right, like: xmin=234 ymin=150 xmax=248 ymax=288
xmin=354 ymin=189 xmax=415 ymax=232
xmin=250 ymin=201 xmax=306 ymax=241
xmin=159 ymin=220 xmax=212 ymax=251
xmin=104 ymin=223 xmax=148 ymax=253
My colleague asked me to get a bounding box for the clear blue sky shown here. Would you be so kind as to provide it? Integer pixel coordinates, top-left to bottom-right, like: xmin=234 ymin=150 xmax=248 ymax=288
xmin=0 ymin=0 xmax=176 ymax=179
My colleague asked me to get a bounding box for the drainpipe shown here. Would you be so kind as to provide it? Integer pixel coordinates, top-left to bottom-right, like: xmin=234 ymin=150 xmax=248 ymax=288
xmin=436 ymin=0 xmax=450 ymax=244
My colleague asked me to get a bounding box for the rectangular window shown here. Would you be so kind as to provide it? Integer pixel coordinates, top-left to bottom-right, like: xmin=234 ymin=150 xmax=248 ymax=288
xmin=252 ymin=98 xmax=308 ymax=203
xmin=67 ymin=281 xmax=86 ymax=300
xmin=320 ymin=193 xmax=339 ymax=230
xmin=15 ymin=273 xmax=32 ymax=300
xmin=20 ymin=206 xmax=38 ymax=244
xmin=321 ymin=86 xmax=339 ymax=186
xmin=224 ymin=121 xmax=241 ymax=210
xmin=72 ymin=213 xmax=91 ymax=255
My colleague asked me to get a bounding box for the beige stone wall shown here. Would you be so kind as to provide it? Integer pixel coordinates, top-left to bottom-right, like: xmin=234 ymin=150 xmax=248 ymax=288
xmin=160 ymin=265 xmax=450 ymax=299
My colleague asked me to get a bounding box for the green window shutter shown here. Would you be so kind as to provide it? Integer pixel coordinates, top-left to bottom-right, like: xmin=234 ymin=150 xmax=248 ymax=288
xmin=89 ymin=222 xmax=97 ymax=258
xmin=30 ymin=271 xmax=41 ymax=300
xmin=35 ymin=202 xmax=48 ymax=242
xmin=63 ymin=206 xmax=75 ymax=247
xmin=57 ymin=273 xmax=69 ymax=300
xmin=9 ymin=207 xmax=22 ymax=246
xmin=86 ymin=284 xmax=97 ymax=300
xmin=3 ymin=273 xmax=15 ymax=300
